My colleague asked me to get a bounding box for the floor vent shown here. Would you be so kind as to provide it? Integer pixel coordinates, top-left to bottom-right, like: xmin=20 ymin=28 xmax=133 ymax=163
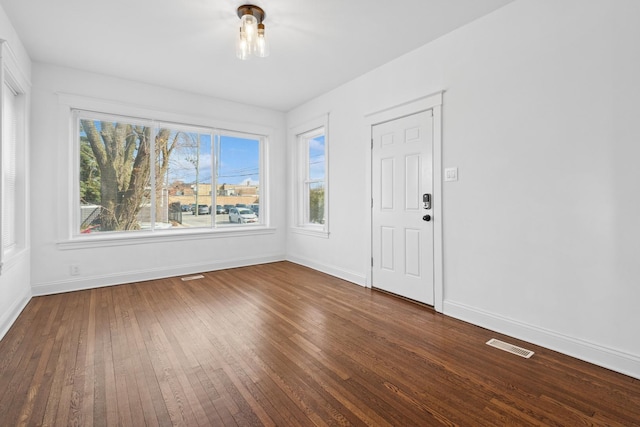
xmin=486 ymin=338 xmax=534 ymax=358
xmin=181 ymin=274 xmax=205 ymax=281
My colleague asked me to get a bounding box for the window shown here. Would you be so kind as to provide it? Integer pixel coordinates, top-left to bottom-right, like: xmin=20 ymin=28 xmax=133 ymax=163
xmin=293 ymin=115 xmax=329 ymax=236
xmin=75 ymin=109 xmax=265 ymax=237
xmin=2 ymin=83 xmax=18 ymax=253
xmin=301 ymin=129 xmax=326 ymax=225
xmin=1 ymin=41 xmax=28 ymax=269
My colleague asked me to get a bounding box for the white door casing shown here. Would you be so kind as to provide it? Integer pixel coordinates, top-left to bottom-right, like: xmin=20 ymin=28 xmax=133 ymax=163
xmin=363 ymin=91 xmax=445 ymax=313
xmin=372 ymin=111 xmax=434 ymax=304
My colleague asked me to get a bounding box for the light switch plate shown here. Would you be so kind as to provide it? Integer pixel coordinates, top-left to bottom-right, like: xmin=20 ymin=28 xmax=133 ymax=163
xmin=444 ymin=167 xmax=458 ymax=182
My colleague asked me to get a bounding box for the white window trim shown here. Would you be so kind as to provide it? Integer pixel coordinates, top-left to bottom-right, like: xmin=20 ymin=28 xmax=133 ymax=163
xmin=290 ymin=114 xmax=329 ymax=238
xmin=57 ymin=225 xmax=277 ymax=250
xmin=0 ymin=41 xmax=30 ymax=274
xmin=2 ymin=81 xmax=18 ymax=255
xmin=57 ymin=93 xmax=273 ymax=247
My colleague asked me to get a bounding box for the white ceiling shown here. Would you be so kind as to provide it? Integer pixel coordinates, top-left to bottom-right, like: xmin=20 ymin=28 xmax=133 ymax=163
xmin=0 ymin=0 xmax=513 ymax=111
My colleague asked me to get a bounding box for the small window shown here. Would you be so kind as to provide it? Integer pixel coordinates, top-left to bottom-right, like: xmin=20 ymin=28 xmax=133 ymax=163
xmin=1 ymin=41 xmax=28 ymax=265
xmin=2 ymin=83 xmax=18 ymax=253
xmin=302 ymin=129 xmax=326 ymax=225
xmin=293 ymin=116 xmax=329 ymax=236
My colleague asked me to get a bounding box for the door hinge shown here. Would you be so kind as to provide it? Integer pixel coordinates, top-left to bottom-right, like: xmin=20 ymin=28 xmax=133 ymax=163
xmin=371 ymin=257 xmax=373 ymax=267
xmin=371 ymin=198 xmax=373 ymax=208
xmin=371 ymin=138 xmax=374 ymax=149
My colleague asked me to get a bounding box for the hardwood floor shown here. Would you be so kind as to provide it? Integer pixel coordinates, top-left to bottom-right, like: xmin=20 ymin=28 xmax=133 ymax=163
xmin=1 ymin=262 xmax=639 ymax=426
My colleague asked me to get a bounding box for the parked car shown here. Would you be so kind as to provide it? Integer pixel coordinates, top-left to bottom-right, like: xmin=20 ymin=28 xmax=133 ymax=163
xmin=216 ymin=205 xmax=227 ymax=214
xmin=229 ymin=207 xmax=258 ymax=223
xmin=223 ymin=204 xmax=235 ymax=213
xmin=250 ymin=204 xmax=259 ymax=216
xmin=181 ymin=204 xmax=192 ymax=212
xmin=192 ymin=204 xmax=210 ymax=215
xmin=235 ymin=203 xmax=248 ymax=208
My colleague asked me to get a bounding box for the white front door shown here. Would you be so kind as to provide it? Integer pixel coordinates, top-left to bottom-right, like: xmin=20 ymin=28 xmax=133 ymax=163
xmin=371 ymin=110 xmax=434 ymax=305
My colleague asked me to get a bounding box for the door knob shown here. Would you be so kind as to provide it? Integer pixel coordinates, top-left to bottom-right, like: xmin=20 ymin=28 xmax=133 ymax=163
xmin=422 ymin=215 xmax=431 ymax=222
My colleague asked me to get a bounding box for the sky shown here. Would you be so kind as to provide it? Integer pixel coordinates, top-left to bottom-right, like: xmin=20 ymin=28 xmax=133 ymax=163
xmin=79 ymin=118 xmax=261 ymax=187
xmin=217 ymin=135 xmax=260 ymax=185
xmin=168 ymin=133 xmax=260 ymax=186
xmin=308 ymin=135 xmax=325 ymax=180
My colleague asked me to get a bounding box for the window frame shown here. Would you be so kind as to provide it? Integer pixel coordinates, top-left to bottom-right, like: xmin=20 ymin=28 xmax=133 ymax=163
xmin=57 ymin=94 xmax=273 ymax=250
xmin=2 ymin=82 xmax=18 ymax=254
xmin=291 ymin=114 xmax=329 ymax=238
xmin=0 ymin=41 xmax=29 ymax=273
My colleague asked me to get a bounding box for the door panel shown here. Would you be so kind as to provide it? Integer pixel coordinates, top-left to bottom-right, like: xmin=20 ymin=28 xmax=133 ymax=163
xmin=372 ymin=110 xmax=434 ymax=305
xmin=380 ymin=158 xmax=394 ymax=209
xmin=405 ymin=228 xmax=421 ymax=277
xmin=405 ymin=154 xmax=420 ymax=210
xmin=381 ymin=227 xmax=395 ymax=271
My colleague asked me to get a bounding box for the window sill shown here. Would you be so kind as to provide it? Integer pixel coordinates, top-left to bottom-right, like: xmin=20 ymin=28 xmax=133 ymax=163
xmin=58 ymin=225 xmax=276 ymax=250
xmin=291 ymin=226 xmax=330 ymax=239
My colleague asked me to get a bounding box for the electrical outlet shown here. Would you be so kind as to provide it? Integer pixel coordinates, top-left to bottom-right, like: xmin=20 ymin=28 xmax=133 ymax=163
xmin=70 ymin=265 xmax=80 ymax=276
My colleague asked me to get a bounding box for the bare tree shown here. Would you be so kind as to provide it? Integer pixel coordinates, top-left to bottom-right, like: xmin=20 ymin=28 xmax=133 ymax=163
xmin=81 ymin=120 xmax=179 ymax=231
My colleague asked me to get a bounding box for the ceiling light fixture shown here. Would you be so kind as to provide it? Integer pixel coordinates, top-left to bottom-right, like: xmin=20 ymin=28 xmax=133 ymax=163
xmin=236 ymin=4 xmax=269 ymax=60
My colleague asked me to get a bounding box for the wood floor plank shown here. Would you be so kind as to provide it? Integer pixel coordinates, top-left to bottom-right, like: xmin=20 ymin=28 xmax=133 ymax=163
xmin=80 ymin=289 xmax=97 ymax=427
xmin=15 ymin=335 xmax=55 ymax=426
xmin=89 ymin=288 xmax=110 ymax=427
xmin=32 ymin=294 xmax=69 ymax=425
xmin=1 ymin=261 xmax=640 ymax=426
xmin=52 ymin=291 xmax=88 ymax=427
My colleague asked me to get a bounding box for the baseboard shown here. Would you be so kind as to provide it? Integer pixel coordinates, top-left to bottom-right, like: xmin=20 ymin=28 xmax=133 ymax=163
xmin=31 ymin=254 xmax=286 ymax=296
xmin=286 ymin=254 xmax=367 ymax=287
xmin=0 ymin=288 xmax=31 ymax=341
xmin=443 ymin=300 xmax=640 ymax=380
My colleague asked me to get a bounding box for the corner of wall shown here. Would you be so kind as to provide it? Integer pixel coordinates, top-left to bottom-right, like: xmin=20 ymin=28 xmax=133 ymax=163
xmin=286 ymin=254 xmax=367 ymax=287
xmin=0 ymin=250 xmax=32 ymax=341
xmin=0 ymin=286 xmax=30 ymax=341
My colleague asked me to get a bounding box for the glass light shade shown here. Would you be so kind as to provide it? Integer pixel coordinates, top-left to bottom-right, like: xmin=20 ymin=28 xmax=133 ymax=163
xmin=255 ymin=24 xmax=269 ymax=57
xmin=236 ymin=28 xmax=250 ymax=60
xmin=240 ymin=14 xmax=258 ymax=45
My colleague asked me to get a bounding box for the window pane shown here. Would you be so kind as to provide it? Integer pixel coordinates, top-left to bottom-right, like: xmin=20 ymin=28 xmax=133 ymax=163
xmin=308 ymin=135 xmax=325 ymax=181
xmin=216 ymin=134 xmax=261 ymax=226
xmin=307 ymin=182 xmax=325 ymax=224
xmin=161 ymin=130 xmax=212 ymax=229
xmin=300 ymin=128 xmax=326 ymax=227
xmin=79 ymin=118 xmax=152 ymax=234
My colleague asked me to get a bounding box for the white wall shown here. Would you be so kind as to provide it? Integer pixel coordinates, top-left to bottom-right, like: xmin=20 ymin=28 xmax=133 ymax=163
xmin=0 ymin=5 xmax=31 ymax=339
xmin=30 ymin=63 xmax=287 ymax=295
xmin=286 ymin=0 xmax=640 ymax=379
